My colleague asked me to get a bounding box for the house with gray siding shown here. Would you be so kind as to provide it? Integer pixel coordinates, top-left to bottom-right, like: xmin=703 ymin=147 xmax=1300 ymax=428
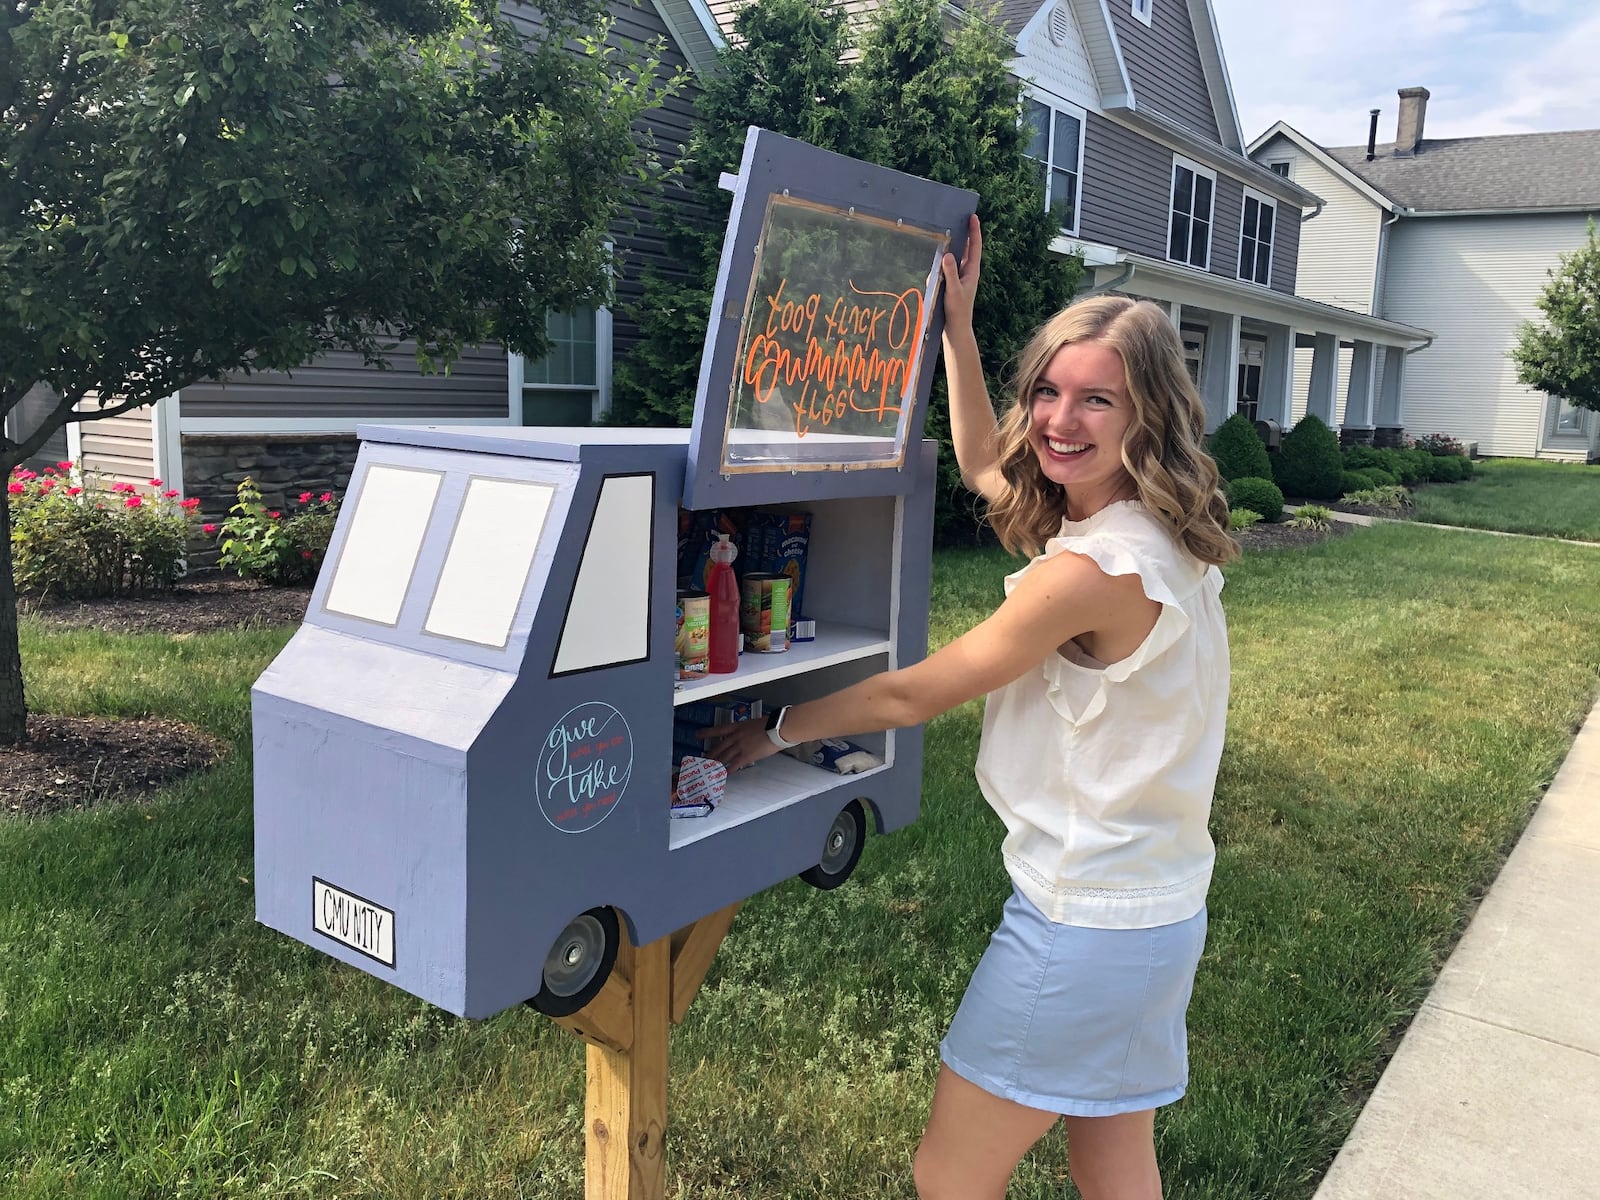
xmin=1251 ymin=88 xmax=1600 ymax=462
xmin=59 ymin=0 xmax=726 ymax=511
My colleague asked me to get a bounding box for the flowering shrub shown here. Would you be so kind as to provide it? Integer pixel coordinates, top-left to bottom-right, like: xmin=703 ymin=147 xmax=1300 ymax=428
xmin=8 ymin=463 xmax=200 ymax=597
xmin=213 ymin=477 xmax=340 ymax=585
xmin=1414 ymin=432 xmax=1466 ymax=457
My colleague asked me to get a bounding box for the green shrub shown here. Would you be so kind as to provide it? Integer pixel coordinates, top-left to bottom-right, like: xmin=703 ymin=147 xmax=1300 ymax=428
xmin=1288 ymin=504 xmax=1332 ymax=530
xmin=1458 ymin=456 xmax=1474 ymax=478
xmin=1208 ymin=413 xmax=1273 ymax=482
xmin=1341 ymin=469 xmax=1384 ymax=495
xmin=9 ymin=462 xmax=200 ymax=598
xmin=1342 ymin=485 xmax=1412 ymax=512
xmin=1397 ymin=448 xmax=1434 ymax=484
xmin=1366 ymin=468 xmax=1401 ymax=487
xmin=1229 ymin=507 xmax=1263 ymax=531
xmin=1427 ymin=455 xmax=1466 ymax=483
xmin=1341 ymin=445 xmax=1388 ymax=472
xmin=1226 ymin=476 xmax=1285 ymax=523
xmin=1272 ymin=414 xmax=1344 ymax=500
xmin=212 ymin=478 xmax=341 ymax=585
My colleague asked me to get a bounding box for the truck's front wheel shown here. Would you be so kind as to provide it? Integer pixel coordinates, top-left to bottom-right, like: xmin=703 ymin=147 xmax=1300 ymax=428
xmin=527 ymin=906 xmax=620 ymax=1017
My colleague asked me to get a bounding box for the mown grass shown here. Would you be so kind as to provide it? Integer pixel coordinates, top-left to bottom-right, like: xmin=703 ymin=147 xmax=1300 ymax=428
xmin=4 ymin=522 xmax=1600 ymax=1199
xmin=1410 ymin=457 xmax=1600 ymax=541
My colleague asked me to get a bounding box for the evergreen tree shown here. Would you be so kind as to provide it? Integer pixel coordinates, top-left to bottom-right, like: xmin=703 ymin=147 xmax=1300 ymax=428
xmin=1511 ymin=220 xmax=1600 ymax=412
xmin=608 ymin=0 xmax=1083 ymax=544
xmin=1208 ymin=413 xmax=1273 ymax=482
xmin=1272 ymin=414 xmax=1344 ymax=500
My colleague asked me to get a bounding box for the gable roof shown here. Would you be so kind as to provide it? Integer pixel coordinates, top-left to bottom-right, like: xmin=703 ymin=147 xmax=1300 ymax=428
xmin=1322 ymin=130 xmax=1600 ymax=214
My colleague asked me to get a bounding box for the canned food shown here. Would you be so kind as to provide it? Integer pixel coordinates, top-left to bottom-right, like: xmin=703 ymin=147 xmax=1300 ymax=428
xmin=740 ymin=573 xmax=790 ymax=653
xmin=676 ymin=590 xmax=710 ymax=679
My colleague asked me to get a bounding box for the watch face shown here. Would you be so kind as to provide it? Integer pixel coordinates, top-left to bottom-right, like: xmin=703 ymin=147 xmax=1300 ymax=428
xmin=766 ymin=709 xmax=781 ymax=731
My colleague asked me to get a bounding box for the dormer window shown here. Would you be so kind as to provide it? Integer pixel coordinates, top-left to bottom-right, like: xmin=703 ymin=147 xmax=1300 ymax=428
xmin=1131 ymin=0 xmax=1153 ymax=26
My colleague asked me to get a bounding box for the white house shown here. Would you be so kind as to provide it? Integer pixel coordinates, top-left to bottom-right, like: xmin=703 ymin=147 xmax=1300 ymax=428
xmin=1251 ymin=88 xmax=1600 ymax=461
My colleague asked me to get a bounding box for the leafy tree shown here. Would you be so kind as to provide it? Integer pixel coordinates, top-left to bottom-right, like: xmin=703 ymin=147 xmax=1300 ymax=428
xmin=608 ymin=0 xmax=1083 ymax=543
xmin=0 ymin=0 xmax=671 ymax=744
xmin=1511 ymin=220 xmax=1600 ymax=412
xmin=1208 ymin=412 xmax=1272 ymax=482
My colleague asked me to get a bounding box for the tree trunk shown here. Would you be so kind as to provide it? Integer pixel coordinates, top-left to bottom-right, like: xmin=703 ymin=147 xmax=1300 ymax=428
xmin=0 ymin=483 xmax=27 ymax=745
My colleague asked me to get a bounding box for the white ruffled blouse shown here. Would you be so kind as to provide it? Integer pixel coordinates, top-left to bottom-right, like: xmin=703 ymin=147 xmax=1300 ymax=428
xmin=974 ymin=500 xmax=1230 ymax=929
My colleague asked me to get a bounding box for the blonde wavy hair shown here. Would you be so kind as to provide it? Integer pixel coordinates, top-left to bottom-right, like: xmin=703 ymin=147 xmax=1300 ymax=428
xmin=986 ymin=295 xmax=1238 ymax=565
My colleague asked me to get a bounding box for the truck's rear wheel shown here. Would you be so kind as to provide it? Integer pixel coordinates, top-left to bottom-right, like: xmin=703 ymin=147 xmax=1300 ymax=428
xmin=527 ymin=906 xmax=620 ymax=1017
xmin=799 ymin=800 xmax=867 ymax=890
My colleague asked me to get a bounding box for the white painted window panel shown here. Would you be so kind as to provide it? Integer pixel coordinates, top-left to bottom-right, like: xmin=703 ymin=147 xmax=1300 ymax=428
xmin=325 ymin=465 xmax=443 ymax=626
xmin=552 ymin=474 xmax=653 ymax=675
xmin=425 ymin=478 xmax=556 ymax=648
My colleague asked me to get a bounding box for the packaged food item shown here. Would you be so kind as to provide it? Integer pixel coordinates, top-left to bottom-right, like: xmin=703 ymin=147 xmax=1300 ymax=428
xmin=670 ymin=755 xmax=727 ymax=818
xmin=744 ymin=511 xmax=811 ymax=620
xmin=675 ymin=590 xmax=709 ymax=679
xmin=783 ymin=737 xmax=883 ymax=775
xmin=740 ymin=573 xmax=790 ymax=653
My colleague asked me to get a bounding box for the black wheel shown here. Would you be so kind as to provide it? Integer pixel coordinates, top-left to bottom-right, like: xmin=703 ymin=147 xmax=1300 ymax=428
xmin=799 ymin=800 xmax=867 ymax=890
xmin=527 ymin=907 xmax=620 ymax=1017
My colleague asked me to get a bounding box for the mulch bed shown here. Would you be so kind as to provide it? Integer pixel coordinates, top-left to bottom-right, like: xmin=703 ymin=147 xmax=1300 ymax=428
xmin=1234 ymin=518 xmax=1351 ymax=551
xmin=6 ymin=574 xmax=308 ymax=818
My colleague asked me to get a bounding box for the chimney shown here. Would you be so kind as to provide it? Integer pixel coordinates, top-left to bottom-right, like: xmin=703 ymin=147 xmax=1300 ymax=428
xmin=1395 ymin=86 xmax=1429 ymax=156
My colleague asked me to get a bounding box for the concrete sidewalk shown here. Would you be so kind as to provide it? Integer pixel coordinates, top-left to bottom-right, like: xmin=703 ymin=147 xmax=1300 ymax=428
xmin=1313 ymin=697 xmax=1600 ymax=1199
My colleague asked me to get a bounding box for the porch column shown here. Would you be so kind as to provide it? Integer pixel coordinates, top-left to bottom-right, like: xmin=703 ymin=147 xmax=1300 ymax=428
xmin=1341 ymin=340 xmax=1376 ymax=445
xmin=1169 ymin=302 xmax=1183 ymax=330
xmin=1305 ymin=332 xmax=1339 ymax=425
xmin=1375 ymin=346 xmax=1407 ymax=446
xmin=1199 ymin=311 xmax=1241 ymax=433
xmin=1260 ymin=322 xmax=1295 ymax=430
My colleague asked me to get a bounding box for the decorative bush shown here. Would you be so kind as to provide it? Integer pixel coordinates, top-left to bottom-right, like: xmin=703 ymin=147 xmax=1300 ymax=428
xmin=9 ymin=462 xmax=200 ymax=598
xmin=1228 ymin=507 xmax=1263 ymax=531
xmin=1208 ymin=413 xmax=1273 ymax=482
xmin=1341 ymin=444 xmax=1387 ymax=471
xmin=1415 ymin=432 xmax=1466 ymax=456
xmin=1289 ymin=504 xmax=1332 ymax=530
xmin=1341 ymin=469 xmax=1385 ymax=495
xmin=1226 ymin=476 xmax=1285 ymax=523
xmin=1395 ymin=448 xmax=1433 ymax=485
xmin=1458 ymin=456 xmax=1475 ymax=478
xmin=212 ymin=478 xmax=341 ymax=585
xmin=1272 ymin=414 xmax=1344 ymax=500
xmin=1343 ymin=485 xmax=1412 ymax=512
xmin=1428 ymin=455 xmax=1467 ymax=483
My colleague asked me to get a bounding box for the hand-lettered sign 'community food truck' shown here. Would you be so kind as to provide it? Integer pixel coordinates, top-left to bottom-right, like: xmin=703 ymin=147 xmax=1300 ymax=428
xmin=253 ymin=130 xmax=977 ymax=1019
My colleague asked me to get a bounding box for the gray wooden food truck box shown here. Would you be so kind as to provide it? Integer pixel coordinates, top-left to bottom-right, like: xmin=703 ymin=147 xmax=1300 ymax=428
xmin=253 ymin=129 xmax=976 ymax=1020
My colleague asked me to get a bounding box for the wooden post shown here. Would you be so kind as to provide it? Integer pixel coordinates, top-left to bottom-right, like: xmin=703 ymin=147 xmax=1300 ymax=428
xmin=552 ymin=902 xmax=740 ymax=1200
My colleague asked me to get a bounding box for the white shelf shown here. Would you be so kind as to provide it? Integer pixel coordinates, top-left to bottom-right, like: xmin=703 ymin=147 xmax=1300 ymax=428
xmin=668 ymin=754 xmax=888 ymax=849
xmin=672 ymin=623 xmax=890 ymax=706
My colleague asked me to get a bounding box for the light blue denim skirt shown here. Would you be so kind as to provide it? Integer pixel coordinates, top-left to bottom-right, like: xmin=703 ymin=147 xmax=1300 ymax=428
xmin=940 ymin=888 xmax=1208 ymax=1117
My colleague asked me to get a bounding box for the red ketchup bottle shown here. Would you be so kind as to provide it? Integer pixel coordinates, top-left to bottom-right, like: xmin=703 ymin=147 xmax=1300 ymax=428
xmin=707 ymin=534 xmax=740 ymax=674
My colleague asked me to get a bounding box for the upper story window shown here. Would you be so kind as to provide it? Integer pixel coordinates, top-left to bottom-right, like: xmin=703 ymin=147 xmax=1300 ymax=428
xmin=1023 ymin=96 xmax=1085 ymax=236
xmin=1168 ymin=156 xmax=1214 ymax=270
xmin=1131 ymin=0 xmax=1153 ymax=26
xmin=1238 ymin=189 xmax=1276 ymax=286
xmin=1267 ymin=160 xmax=1291 ymax=177
xmin=516 ymin=307 xmax=610 ymax=425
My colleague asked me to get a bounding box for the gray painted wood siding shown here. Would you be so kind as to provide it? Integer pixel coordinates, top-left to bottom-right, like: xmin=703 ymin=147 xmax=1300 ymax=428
xmin=1081 ymin=114 xmax=1172 ymax=258
xmin=1208 ymin=170 xmax=1241 ymax=278
xmin=77 ymin=404 xmax=156 ymax=487
xmin=1270 ymin=199 xmax=1299 ymax=295
xmin=180 ymin=345 xmax=511 ymax=419
xmin=1108 ymin=1 xmax=1219 ymax=142
xmin=10 ymin=383 xmax=70 ymax=468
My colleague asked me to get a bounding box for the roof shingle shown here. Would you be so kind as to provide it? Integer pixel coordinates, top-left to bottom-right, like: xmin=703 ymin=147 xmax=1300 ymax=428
xmin=1323 ymin=129 xmax=1600 ymax=213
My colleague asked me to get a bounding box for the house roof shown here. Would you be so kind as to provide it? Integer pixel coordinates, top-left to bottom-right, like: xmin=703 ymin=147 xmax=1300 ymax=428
xmin=1322 ymin=129 xmax=1600 ymax=214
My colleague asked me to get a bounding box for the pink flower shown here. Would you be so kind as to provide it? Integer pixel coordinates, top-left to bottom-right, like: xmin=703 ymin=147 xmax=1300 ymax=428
xmin=298 ymin=491 xmax=313 ymax=504
xmin=149 ymin=478 xmax=162 ymax=487
xmin=39 ymin=479 xmax=54 ymax=491
xmin=42 ymin=466 xmax=57 ymax=475
xmin=14 ymin=468 xmax=36 ymax=481
xmin=124 ymin=496 xmax=143 ymax=508
xmin=301 ymin=550 xmax=313 ymax=559
xmin=268 ymin=511 xmax=280 ymax=519
xmin=163 ymin=489 xmax=179 ymax=499
xmin=203 ymin=523 xmax=217 ymax=534
xmin=181 ymin=497 xmax=200 ymax=510
xmin=67 ymin=486 xmax=81 ymax=496
xmin=57 ymin=461 xmax=74 ymax=472
xmin=112 ymin=481 xmax=134 ymax=493
xmin=6 ymin=482 xmax=23 ymax=494
xmin=320 ymin=492 xmax=334 ymax=503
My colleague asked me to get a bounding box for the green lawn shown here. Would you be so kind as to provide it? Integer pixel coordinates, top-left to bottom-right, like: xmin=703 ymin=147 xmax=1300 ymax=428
xmin=4 ymin=523 xmax=1600 ymax=1198
xmin=1411 ymin=457 xmax=1600 ymax=541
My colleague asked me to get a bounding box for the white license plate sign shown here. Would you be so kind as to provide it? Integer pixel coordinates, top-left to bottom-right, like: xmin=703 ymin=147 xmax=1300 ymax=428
xmin=312 ymin=878 xmax=395 ymax=967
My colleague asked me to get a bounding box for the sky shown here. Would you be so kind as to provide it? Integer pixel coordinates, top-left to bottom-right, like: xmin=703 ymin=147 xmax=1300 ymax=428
xmin=1208 ymin=0 xmax=1600 ymax=149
